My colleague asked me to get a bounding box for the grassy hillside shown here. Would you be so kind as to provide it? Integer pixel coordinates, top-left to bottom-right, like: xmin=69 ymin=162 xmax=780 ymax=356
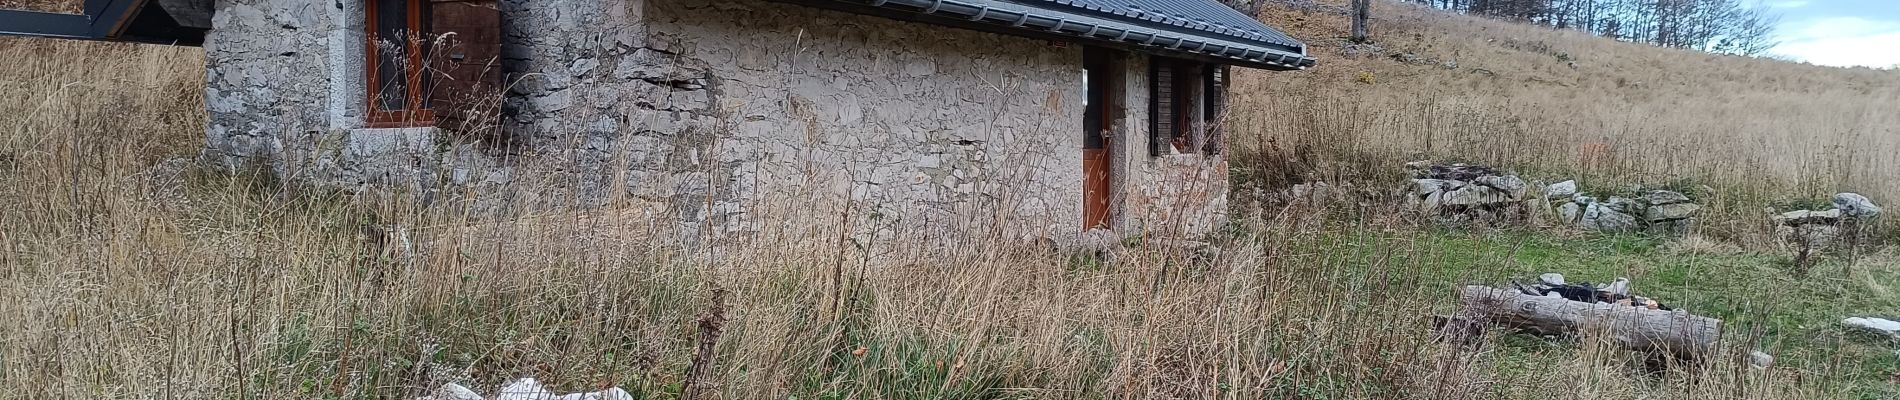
xmin=1230 ymin=0 xmax=1900 ymax=241
xmin=3 ymin=8 xmax=1900 ymax=400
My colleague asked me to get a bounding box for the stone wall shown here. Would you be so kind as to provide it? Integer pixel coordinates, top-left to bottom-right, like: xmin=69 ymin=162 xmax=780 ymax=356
xmin=200 ymin=0 xmax=1232 ymax=240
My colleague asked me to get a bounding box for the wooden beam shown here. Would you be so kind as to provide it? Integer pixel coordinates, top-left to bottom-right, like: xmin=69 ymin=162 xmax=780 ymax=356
xmin=152 ymin=0 xmax=209 ymax=28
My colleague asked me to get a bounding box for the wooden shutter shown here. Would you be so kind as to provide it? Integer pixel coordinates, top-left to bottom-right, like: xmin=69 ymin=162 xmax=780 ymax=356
xmin=1203 ymin=65 xmax=1227 ymax=155
xmin=1150 ymin=60 xmax=1174 ymax=156
xmin=427 ymin=0 xmax=502 ymax=134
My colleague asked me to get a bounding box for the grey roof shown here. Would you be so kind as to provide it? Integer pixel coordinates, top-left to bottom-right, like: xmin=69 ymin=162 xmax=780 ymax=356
xmin=1028 ymin=0 xmax=1306 ymax=52
xmin=798 ymin=0 xmax=1315 ymax=70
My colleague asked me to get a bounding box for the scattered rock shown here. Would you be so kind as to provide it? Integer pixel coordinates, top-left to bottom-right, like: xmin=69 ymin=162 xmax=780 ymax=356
xmin=1539 ymin=273 xmax=1566 ymax=286
xmin=1440 ymin=184 xmax=1514 ymax=206
xmin=1418 ymin=164 xmax=1501 ymax=181
xmin=1545 ymin=180 xmax=1577 ymax=199
xmin=1844 ymin=317 xmax=1900 ymax=336
xmin=1776 ymin=209 xmax=1843 ymax=225
xmin=1410 ymin=179 xmax=1459 ymax=195
xmin=1601 ymin=277 xmax=1631 ymax=297
xmin=1834 ymin=193 xmax=1883 ymax=219
xmin=1773 ymin=193 xmax=1884 ymax=249
xmin=1578 ymin=203 xmax=1639 ymax=232
xmin=1558 ymin=202 xmax=1582 ymax=223
xmin=1748 ymin=351 xmax=1774 ymax=369
xmin=1645 ymin=190 xmax=1691 ymax=205
xmin=1604 ymin=196 xmax=1641 ymax=213
xmin=1474 ymin=175 xmax=1529 ymax=199
xmin=1645 ymin=203 xmax=1701 ymax=222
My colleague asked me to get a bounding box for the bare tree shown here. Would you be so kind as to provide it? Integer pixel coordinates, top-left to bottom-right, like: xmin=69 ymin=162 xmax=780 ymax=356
xmin=1407 ymin=0 xmax=1780 ymax=57
xmin=1351 ymin=0 xmax=1373 ymax=43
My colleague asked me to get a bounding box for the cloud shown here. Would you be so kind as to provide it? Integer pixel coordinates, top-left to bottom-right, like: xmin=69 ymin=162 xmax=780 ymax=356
xmin=1769 ymin=0 xmax=1810 ymax=8
xmin=1772 ymin=17 xmax=1900 ymax=68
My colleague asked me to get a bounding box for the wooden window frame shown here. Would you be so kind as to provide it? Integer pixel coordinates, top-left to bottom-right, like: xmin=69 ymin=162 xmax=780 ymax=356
xmin=364 ymin=0 xmax=435 ymax=128
xmin=1152 ymin=58 xmax=1220 ymax=156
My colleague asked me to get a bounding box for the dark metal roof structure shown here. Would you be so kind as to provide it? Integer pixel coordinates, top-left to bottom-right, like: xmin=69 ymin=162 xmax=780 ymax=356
xmin=783 ymin=0 xmax=1315 ymax=70
xmin=0 ymin=0 xmax=210 ymax=46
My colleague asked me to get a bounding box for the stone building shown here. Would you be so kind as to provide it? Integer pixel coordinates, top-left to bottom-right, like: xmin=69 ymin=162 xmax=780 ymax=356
xmin=3 ymin=0 xmax=1314 ymax=239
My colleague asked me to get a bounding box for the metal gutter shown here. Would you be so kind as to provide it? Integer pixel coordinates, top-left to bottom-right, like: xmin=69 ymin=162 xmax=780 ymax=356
xmin=850 ymin=0 xmax=1314 ymax=70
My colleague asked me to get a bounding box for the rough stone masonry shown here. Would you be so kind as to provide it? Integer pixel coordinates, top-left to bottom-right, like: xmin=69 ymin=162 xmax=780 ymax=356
xmin=200 ymin=0 xmax=1233 ymax=241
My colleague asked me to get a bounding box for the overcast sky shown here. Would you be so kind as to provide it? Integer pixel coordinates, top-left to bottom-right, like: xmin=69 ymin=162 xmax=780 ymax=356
xmin=1766 ymin=0 xmax=1900 ymax=68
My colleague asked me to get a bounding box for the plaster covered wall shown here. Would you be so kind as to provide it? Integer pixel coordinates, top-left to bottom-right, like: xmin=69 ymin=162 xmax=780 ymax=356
xmin=199 ymin=0 xmax=1228 ymax=240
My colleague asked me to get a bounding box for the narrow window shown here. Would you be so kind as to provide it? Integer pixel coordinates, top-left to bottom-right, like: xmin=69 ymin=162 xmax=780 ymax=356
xmin=366 ymin=0 xmax=434 ymax=127
xmin=1149 ymin=60 xmax=1174 ymax=156
xmin=1151 ymin=58 xmax=1219 ymax=156
xmin=1202 ymin=65 xmax=1229 ymax=155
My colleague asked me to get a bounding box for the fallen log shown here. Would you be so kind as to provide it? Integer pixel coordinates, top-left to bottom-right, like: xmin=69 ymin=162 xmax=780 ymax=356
xmin=1459 ymin=285 xmax=1721 ymax=359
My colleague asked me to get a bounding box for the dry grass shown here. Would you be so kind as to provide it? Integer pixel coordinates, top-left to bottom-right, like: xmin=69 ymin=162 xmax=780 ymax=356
xmin=1231 ymin=0 xmax=1900 ymax=243
xmin=0 ymin=18 xmax=1894 ymax=400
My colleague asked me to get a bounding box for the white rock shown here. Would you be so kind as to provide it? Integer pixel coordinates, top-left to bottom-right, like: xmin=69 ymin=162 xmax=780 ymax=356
xmin=1605 ymin=196 xmax=1640 ymax=213
xmin=1844 ymin=317 xmax=1900 ymax=334
xmin=1748 ymin=351 xmax=1774 ymax=369
xmin=1474 ymin=175 xmax=1529 ymax=199
xmin=1834 ymin=193 xmax=1883 ymax=219
xmin=1601 ymin=277 xmax=1631 ymax=296
xmin=415 ymin=383 xmax=485 ymax=400
xmin=1545 ymin=180 xmax=1578 ymax=199
xmin=1539 ymin=273 xmax=1566 ymax=286
xmin=1776 ymin=209 xmax=1842 ymax=226
xmin=1645 ymin=190 xmax=1691 ymax=205
xmin=497 ymin=378 xmax=555 ymax=400
xmin=1645 ymin=203 xmax=1701 ymax=222
xmin=1441 ymin=185 xmax=1513 ymax=206
xmin=1558 ymin=202 xmax=1582 ymax=223
xmin=1577 ymin=203 xmax=1639 ymax=232
xmin=1410 ymin=178 xmax=1458 ymax=196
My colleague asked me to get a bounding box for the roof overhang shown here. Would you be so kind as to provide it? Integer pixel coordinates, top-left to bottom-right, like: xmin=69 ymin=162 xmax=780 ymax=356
xmin=775 ymin=0 xmax=1316 ymax=70
xmin=0 ymin=0 xmax=209 ymax=46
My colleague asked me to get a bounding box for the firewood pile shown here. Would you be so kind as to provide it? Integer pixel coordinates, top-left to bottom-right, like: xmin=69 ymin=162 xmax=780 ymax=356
xmin=1510 ymin=273 xmax=1671 ymax=311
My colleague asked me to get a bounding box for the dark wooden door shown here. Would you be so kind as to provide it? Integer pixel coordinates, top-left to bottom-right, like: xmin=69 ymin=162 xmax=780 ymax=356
xmin=427 ymin=0 xmax=501 ymax=133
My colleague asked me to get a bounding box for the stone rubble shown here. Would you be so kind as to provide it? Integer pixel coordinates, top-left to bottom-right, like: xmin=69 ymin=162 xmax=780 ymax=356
xmin=1774 ymin=193 xmax=1883 ymax=248
xmin=1834 ymin=193 xmax=1884 ymax=219
xmin=1401 ymin=161 xmax=1704 ymax=234
xmin=1551 ymin=184 xmax=1699 ymax=235
xmin=1402 ymin=161 xmax=1537 ymax=224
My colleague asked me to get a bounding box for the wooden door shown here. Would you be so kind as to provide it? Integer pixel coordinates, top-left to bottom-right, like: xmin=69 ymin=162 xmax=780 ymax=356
xmin=1082 ymin=48 xmax=1120 ymax=230
xmin=427 ymin=0 xmax=501 ymax=134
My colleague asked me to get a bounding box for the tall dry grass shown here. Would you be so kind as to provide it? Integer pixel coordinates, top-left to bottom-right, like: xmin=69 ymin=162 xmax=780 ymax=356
xmin=0 ymin=32 xmax=1878 ymax=400
xmin=1231 ymin=0 xmax=1900 ymax=241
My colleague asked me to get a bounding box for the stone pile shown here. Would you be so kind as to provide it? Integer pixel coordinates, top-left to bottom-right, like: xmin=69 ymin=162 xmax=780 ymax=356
xmin=1550 ymin=182 xmax=1701 ymax=234
xmin=1403 ymin=161 xmax=1536 ymax=223
xmin=1774 ymin=193 xmax=1883 ymax=247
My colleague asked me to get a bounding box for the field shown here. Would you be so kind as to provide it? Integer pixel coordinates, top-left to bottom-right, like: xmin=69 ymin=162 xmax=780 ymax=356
xmin=1230 ymin=1 xmax=1900 ymax=243
xmin=3 ymin=0 xmax=1900 ymax=398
